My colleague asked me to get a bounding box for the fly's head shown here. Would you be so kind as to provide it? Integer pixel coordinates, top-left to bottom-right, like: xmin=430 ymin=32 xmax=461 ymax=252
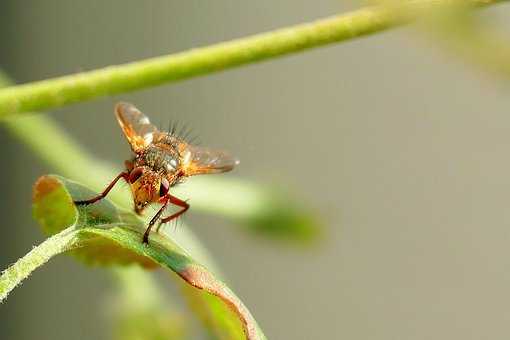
xmin=127 ymin=166 xmax=170 ymax=214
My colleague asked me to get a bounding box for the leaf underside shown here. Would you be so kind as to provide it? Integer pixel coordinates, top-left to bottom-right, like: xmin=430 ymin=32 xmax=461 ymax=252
xmin=32 ymin=175 xmax=265 ymax=340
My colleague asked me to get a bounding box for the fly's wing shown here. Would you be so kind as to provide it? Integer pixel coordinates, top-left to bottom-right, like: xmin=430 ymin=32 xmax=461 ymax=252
xmin=115 ymin=102 xmax=160 ymax=153
xmin=180 ymin=144 xmax=239 ymax=176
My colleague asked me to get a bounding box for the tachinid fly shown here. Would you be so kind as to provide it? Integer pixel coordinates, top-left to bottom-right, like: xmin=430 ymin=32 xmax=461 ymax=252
xmin=74 ymin=102 xmax=239 ymax=244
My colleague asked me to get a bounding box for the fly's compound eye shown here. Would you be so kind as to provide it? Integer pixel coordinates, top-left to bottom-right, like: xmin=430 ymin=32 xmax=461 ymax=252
xmin=129 ymin=167 xmax=144 ymax=183
xmin=159 ymin=178 xmax=170 ymax=197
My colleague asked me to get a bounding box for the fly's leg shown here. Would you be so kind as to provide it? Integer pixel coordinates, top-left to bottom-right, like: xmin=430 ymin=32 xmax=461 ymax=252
xmin=160 ymin=195 xmax=190 ymax=224
xmin=143 ymin=194 xmax=189 ymax=244
xmin=143 ymin=200 xmax=168 ymax=244
xmin=74 ymin=172 xmax=129 ymax=206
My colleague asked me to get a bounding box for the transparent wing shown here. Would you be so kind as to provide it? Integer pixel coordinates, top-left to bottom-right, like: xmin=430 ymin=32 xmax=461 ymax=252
xmin=115 ymin=102 xmax=159 ymax=152
xmin=180 ymin=144 xmax=239 ymax=176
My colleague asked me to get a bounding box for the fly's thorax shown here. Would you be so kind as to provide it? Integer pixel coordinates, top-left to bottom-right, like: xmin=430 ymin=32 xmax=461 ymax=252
xmin=136 ymin=144 xmax=181 ymax=176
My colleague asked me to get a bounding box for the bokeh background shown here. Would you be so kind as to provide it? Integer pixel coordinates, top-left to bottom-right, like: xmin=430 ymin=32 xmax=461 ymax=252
xmin=2 ymin=1 xmax=510 ymax=339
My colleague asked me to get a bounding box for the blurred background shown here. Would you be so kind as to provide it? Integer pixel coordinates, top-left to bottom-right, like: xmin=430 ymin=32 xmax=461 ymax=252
xmin=2 ymin=1 xmax=510 ymax=339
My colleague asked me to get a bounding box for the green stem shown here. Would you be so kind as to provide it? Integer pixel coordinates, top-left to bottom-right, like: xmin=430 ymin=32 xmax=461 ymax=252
xmin=0 ymin=227 xmax=79 ymax=302
xmin=0 ymin=0 xmax=500 ymax=117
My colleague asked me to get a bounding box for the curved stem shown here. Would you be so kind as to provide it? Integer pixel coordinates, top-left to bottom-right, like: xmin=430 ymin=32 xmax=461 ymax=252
xmin=0 ymin=227 xmax=79 ymax=302
xmin=0 ymin=0 xmax=501 ymax=117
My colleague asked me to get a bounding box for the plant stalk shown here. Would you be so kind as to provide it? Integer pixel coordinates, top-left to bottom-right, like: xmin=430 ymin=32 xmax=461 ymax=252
xmin=0 ymin=0 xmax=502 ymax=117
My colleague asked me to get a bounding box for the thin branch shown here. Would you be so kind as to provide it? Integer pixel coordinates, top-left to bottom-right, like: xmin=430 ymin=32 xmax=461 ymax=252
xmin=0 ymin=0 xmax=502 ymax=117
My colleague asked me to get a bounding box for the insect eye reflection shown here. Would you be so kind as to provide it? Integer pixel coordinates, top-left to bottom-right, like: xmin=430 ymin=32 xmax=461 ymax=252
xmin=129 ymin=167 xmax=144 ymax=183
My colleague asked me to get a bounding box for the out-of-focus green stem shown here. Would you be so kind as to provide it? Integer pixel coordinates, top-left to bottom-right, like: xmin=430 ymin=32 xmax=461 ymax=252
xmin=0 ymin=0 xmax=501 ymax=117
xmin=423 ymin=10 xmax=510 ymax=77
xmin=5 ymin=112 xmax=129 ymax=204
xmin=111 ymin=267 xmax=188 ymax=340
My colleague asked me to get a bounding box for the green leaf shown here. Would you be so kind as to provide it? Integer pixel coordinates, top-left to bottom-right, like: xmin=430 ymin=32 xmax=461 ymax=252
xmin=1 ymin=175 xmax=265 ymax=340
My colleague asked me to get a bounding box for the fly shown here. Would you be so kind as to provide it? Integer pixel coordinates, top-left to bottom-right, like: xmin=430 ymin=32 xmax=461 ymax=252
xmin=74 ymin=102 xmax=239 ymax=244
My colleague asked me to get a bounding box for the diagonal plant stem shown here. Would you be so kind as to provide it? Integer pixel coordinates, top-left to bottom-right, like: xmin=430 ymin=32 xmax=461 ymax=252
xmin=0 ymin=227 xmax=80 ymax=302
xmin=0 ymin=0 xmax=502 ymax=117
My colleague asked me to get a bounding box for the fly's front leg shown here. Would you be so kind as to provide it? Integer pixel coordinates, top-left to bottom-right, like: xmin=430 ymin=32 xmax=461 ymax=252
xmin=142 ymin=194 xmax=189 ymax=244
xmin=143 ymin=200 xmax=169 ymax=244
xmin=74 ymin=172 xmax=129 ymax=206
